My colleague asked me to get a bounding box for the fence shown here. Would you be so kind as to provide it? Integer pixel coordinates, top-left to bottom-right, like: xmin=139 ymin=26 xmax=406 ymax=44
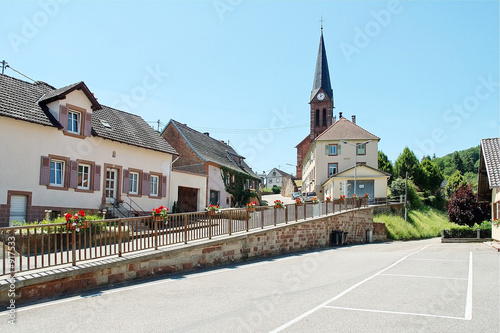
xmin=0 ymin=197 xmax=374 ymax=276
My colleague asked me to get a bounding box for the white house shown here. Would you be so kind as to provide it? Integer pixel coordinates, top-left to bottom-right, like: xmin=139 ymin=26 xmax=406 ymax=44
xmin=266 ymin=168 xmax=293 ymax=188
xmin=0 ymin=75 xmax=178 ymax=226
xmin=301 ymin=115 xmax=389 ymax=201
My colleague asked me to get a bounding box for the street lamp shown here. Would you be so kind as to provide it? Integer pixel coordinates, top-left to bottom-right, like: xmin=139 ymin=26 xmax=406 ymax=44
xmin=340 ymin=140 xmax=372 ymax=197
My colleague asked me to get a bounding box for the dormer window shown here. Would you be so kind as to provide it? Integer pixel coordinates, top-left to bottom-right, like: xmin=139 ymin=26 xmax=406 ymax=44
xmin=67 ymin=110 xmax=81 ymax=134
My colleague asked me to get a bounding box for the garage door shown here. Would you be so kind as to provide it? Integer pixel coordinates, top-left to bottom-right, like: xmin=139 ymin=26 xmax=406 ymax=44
xmin=178 ymin=187 xmax=199 ymax=213
xmin=9 ymin=195 xmax=27 ymax=225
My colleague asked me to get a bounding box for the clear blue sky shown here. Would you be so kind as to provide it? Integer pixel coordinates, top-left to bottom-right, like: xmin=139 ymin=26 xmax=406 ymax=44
xmin=2 ymin=0 xmax=499 ymax=176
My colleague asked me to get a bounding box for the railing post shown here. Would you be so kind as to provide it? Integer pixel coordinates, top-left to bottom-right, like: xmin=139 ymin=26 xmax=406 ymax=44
xmin=325 ymin=201 xmax=329 ymax=215
xmin=154 ymin=218 xmax=158 ymax=250
xmin=261 ymin=209 xmax=264 ymax=229
xmin=209 ymin=214 xmax=212 ymax=240
xmin=71 ymin=229 xmax=76 ymax=266
xmin=229 ymin=211 xmax=232 ymax=236
xmin=246 ymin=210 xmax=249 ymax=232
xmin=118 ymin=220 xmax=122 ymax=257
xmin=285 ymin=205 xmax=288 ymax=224
xmin=273 ymin=207 xmax=277 ymax=226
xmin=295 ymin=205 xmax=298 ymax=222
xmin=303 ymin=203 xmax=306 ymax=219
xmin=184 ymin=215 xmax=188 ymax=244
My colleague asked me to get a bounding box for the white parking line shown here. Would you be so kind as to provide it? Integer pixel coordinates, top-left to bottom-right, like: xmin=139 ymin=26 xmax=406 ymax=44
xmin=465 ymin=252 xmax=473 ymax=320
xmin=380 ymin=273 xmax=467 ymax=280
xmin=269 ymin=244 xmax=432 ymax=333
xmin=323 ymin=306 xmax=469 ymax=321
xmin=407 ymin=259 xmax=468 ymax=262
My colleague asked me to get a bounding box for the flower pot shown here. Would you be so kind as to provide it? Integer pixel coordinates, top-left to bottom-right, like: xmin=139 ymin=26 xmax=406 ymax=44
xmin=247 ymin=207 xmax=255 ymax=212
xmin=208 ymin=211 xmax=217 ymax=216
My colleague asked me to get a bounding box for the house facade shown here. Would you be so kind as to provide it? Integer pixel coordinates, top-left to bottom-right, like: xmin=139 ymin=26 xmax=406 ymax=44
xmin=477 ymin=137 xmax=500 ymax=240
xmin=266 ymin=168 xmax=292 ymax=188
xmin=301 ymin=116 xmax=389 ymax=200
xmin=162 ymin=120 xmax=259 ymax=210
xmin=0 ymin=75 xmax=177 ymax=226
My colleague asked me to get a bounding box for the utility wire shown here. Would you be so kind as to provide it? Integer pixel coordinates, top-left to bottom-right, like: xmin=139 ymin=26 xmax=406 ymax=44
xmin=2 ymin=62 xmax=37 ymax=82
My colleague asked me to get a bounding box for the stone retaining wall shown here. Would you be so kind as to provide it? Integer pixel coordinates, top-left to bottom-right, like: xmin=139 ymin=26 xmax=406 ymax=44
xmin=0 ymin=207 xmax=387 ymax=306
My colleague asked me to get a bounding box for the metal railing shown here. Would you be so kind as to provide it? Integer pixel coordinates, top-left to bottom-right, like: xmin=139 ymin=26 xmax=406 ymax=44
xmin=0 ymin=197 xmax=375 ymax=276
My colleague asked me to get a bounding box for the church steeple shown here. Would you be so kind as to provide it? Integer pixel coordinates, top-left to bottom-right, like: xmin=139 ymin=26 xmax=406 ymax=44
xmin=311 ymin=29 xmax=333 ymax=104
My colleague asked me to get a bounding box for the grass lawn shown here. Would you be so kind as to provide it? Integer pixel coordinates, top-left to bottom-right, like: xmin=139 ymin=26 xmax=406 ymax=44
xmin=374 ymin=206 xmax=458 ymax=240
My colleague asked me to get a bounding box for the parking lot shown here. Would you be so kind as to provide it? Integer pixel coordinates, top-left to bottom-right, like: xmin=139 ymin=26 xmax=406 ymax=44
xmin=1 ymin=238 xmax=498 ymax=332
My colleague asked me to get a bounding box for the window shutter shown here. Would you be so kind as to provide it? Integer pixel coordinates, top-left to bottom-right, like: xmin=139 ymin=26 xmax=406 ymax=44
xmin=325 ymin=145 xmax=329 ymax=155
xmin=142 ymin=173 xmax=150 ymax=196
xmin=123 ymin=169 xmax=130 ymax=194
xmin=59 ymin=105 xmax=68 ymax=132
xmin=161 ymin=176 xmax=167 ymax=198
xmin=69 ymin=161 xmax=78 ymax=188
xmin=40 ymin=156 xmax=50 ymax=185
xmin=84 ymin=112 xmax=92 ymax=137
xmin=93 ymin=165 xmax=101 ymax=191
xmin=338 ymin=144 xmax=342 ymax=155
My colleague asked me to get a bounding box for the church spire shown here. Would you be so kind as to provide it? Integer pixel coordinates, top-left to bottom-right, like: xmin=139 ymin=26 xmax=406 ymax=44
xmin=311 ymin=27 xmax=333 ymax=104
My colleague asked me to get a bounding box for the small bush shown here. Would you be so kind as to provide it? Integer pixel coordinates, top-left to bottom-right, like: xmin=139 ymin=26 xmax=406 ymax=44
xmin=271 ymin=185 xmax=281 ymax=194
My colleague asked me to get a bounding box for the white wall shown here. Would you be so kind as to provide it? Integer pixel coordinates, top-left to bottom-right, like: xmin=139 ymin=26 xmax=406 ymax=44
xmin=169 ymin=170 xmax=207 ymax=211
xmin=207 ymin=165 xmax=231 ymax=208
xmin=0 ymin=115 xmax=173 ymax=213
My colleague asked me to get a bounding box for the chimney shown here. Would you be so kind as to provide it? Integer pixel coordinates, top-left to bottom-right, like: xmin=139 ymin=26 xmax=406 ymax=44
xmin=339 ymin=112 xmax=343 ymax=119
xmin=204 ymin=132 xmax=210 ymax=136
xmin=351 ymin=115 xmax=356 ymax=124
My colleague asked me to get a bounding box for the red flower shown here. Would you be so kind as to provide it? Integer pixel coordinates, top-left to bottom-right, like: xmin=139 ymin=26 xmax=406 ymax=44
xmin=158 ymin=206 xmax=164 ymax=210
xmin=73 ymin=214 xmax=79 ymax=220
xmin=78 ymin=210 xmax=85 ymax=217
xmin=64 ymin=213 xmax=72 ymax=221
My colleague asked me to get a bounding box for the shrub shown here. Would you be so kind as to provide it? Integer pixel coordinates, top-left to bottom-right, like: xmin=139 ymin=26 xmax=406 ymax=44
xmin=271 ymin=185 xmax=281 ymax=194
xmin=390 ymin=178 xmax=422 ymax=209
xmin=447 ymin=184 xmax=490 ymax=226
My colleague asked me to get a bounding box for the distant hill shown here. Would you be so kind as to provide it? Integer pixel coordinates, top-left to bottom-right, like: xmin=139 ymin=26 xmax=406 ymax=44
xmin=432 ymin=146 xmax=480 ymax=190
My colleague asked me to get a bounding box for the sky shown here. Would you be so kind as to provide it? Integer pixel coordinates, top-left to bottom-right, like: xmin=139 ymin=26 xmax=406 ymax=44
xmin=1 ymin=0 xmax=499 ymax=177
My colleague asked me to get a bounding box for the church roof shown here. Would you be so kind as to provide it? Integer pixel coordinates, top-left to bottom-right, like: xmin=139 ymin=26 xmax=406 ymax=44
xmin=311 ymin=30 xmax=333 ymax=102
xmin=314 ymin=117 xmax=380 ymax=141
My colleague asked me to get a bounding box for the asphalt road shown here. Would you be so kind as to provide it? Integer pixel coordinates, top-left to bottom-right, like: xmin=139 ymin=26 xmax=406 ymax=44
xmin=1 ymin=238 xmax=499 ymax=333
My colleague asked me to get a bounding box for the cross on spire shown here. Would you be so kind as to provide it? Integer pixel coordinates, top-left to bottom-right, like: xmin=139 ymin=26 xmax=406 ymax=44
xmin=320 ymin=16 xmax=324 ymax=31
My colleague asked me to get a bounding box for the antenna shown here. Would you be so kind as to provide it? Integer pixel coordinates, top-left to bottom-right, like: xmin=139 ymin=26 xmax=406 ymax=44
xmin=157 ymin=119 xmax=160 ymax=132
xmin=1 ymin=60 xmax=7 ymax=75
xmin=320 ymin=16 xmax=325 ymax=31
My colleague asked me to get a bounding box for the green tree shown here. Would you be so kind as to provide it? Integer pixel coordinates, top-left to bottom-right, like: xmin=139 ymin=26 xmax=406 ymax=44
xmin=390 ymin=177 xmax=422 ymax=209
xmin=445 ymin=170 xmax=467 ymax=197
xmin=421 ymin=158 xmax=444 ymax=193
xmin=394 ymin=147 xmax=425 ymax=189
xmin=451 ymin=151 xmax=464 ymax=174
xmin=378 ymin=151 xmax=394 ymax=184
xmin=462 ymin=154 xmax=474 ymax=173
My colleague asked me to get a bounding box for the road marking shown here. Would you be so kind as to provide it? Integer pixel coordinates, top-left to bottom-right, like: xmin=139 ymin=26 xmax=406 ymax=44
xmin=323 ymin=306 xmax=468 ymax=321
xmin=407 ymin=259 xmax=468 ymax=262
xmin=465 ymin=252 xmax=473 ymax=320
xmin=380 ymin=273 xmax=467 ymax=280
xmin=0 ymin=248 xmax=333 ymax=315
xmin=269 ymin=244 xmax=432 ymax=333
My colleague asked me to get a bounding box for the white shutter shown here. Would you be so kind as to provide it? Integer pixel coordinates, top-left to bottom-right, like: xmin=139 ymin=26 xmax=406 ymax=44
xmin=9 ymin=195 xmax=27 ymax=225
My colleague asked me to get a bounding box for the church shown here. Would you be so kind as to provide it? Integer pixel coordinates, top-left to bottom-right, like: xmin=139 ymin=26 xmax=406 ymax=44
xmin=296 ymin=27 xmax=390 ymax=202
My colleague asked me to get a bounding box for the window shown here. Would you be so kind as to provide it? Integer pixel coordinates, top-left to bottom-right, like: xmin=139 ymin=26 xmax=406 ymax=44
xmin=67 ymin=110 xmax=81 ymax=134
xmin=357 ymin=143 xmax=366 ymax=155
xmin=329 ymin=144 xmax=338 ymax=156
xmin=315 ymin=110 xmax=320 ymax=126
xmin=78 ymin=164 xmax=91 ymax=190
xmin=50 ymin=160 xmax=65 ymax=186
xmin=322 ymin=109 xmax=327 ymax=126
xmin=150 ymin=175 xmax=159 ymax=196
xmin=129 ymin=172 xmax=139 ymax=194
xmin=328 ymin=163 xmax=338 ymax=177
